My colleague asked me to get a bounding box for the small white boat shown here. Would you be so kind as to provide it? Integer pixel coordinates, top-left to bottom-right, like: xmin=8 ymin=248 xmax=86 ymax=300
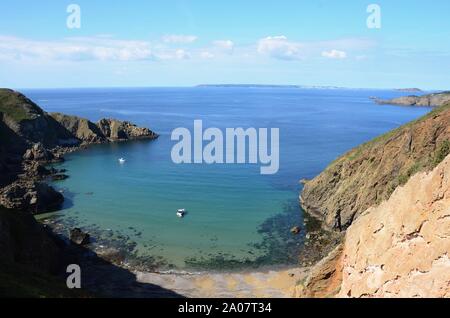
xmin=176 ymin=209 xmax=186 ymax=218
xmin=118 ymin=158 xmax=126 ymax=164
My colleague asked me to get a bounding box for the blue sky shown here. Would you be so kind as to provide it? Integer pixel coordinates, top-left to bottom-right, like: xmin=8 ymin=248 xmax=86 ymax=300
xmin=0 ymin=0 xmax=449 ymax=89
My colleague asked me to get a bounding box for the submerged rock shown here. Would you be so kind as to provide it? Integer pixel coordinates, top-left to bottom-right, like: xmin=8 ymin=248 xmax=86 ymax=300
xmin=51 ymin=174 xmax=69 ymax=181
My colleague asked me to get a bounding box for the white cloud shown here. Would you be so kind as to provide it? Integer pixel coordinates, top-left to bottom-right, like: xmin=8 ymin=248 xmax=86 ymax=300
xmin=213 ymin=40 xmax=234 ymax=52
xmin=321 ymin=49 xmax=347 ymax=59
xmin=174 ymin=49 xmax=190 ymax=60
xmin=257 ymin=36 xmax=303 ymax=60
xmin=0 ymin=35 xmax=200 ymax=62
xmin=162 ymin=34 xmax=198 ymax=44
xmin=0 ymin=36 xmax=154 ymax=62
xmin=200 ymin=51 xmax=215 ymax=59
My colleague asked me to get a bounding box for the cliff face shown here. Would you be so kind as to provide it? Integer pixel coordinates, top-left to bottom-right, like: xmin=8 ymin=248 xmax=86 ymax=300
xmin=298 ymin=154 xmax=450 ymax=298
xmin=375 ymin=91 xmax=450 ymax=107
xmin=301 ymin=103 xmax=450 ymax=231
xmin=50 ymin=113 xmax=106 ymax=144
xmin=337 ymin=154 xmax=450 ymax=298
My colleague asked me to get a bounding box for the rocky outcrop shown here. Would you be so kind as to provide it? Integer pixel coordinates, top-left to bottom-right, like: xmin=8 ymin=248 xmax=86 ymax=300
xmin=0 ymin=181 xmax=64 ymax=214
xmin=301 ymin=103 xmax=450 ymax=231
xmin=374 ymin=91 xmax=450 ymax=107
xmin=23 ymin=142 xmax=54 ymax=161
xmin=97 ymin=118 xmax=158 ymax=141
xmin=295 ymin=244 xmax=344 ymax=298
xmin=299 ymin=154 xmax=450 ymax=298
xmin=49 ymin=114 xmax=158 ymax=144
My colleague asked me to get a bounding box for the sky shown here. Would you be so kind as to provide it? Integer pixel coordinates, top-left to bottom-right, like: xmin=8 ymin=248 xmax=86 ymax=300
xmin=0 ymin=0 xmax=449 ymax=89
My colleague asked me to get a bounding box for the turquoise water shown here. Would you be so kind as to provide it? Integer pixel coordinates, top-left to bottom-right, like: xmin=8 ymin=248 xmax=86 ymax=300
xmin=25 ymin=87 xmax=431 ymax=270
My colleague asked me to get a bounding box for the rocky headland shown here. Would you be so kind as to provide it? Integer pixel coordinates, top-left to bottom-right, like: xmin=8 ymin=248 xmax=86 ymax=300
xmin=0 ymin=88 xmax=158 ymax=214
xmin=373 ymin=91 xmax=450 ymax=107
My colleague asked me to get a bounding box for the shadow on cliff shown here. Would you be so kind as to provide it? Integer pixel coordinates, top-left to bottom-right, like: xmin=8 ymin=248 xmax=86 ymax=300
xmin=0 ymin=207 xmax=184 ymax=298
xmin=58 ymin=239 xmax=185 ymax=298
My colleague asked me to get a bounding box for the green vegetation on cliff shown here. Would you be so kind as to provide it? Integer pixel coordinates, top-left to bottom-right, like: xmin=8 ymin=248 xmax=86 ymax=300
xmin=0 ymin=89 xmax=40 ymax=122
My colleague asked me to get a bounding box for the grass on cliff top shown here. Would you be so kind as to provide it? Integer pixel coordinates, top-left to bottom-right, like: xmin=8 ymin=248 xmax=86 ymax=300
xmin=0 ymin=88 xmax=36 ymax=122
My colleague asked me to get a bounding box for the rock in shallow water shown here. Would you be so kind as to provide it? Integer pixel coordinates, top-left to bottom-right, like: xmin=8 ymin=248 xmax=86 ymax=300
xmin=290 ymin=226 xmax=301 ymax=235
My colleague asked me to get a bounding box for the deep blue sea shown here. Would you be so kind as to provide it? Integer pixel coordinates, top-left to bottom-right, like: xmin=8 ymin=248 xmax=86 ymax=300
xmin=23 ymin=87 xmax=431 ymax=270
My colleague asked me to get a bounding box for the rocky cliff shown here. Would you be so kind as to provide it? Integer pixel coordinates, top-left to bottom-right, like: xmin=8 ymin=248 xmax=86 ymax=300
xmin=374 ymin=91 xmax=450 ymax=107
xmin=0 ymin=89 xmax=158 ymax=214
xmin=297 ymin=153 xmax=450 ymax=298
xmin=301 ymin=103 xmax=450 ymax=231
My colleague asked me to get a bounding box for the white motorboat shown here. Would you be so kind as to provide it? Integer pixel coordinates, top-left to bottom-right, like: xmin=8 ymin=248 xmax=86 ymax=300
xmin=176 ymin=209 xmax=186 ymax=218
xmin=118 ymin=158 xmax=126 ymax=164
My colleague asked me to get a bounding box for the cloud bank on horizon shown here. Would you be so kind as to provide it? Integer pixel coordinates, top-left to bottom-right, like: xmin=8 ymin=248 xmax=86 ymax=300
xmin=0 ymin=35 xmax=369 ymax=62
xmin=0 ymin=0 xmax=449 ymax=89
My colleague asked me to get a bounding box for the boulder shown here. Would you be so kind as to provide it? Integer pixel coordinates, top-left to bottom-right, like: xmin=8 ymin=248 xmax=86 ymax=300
xmin=69 ymin=228 xmax=90 ymax=245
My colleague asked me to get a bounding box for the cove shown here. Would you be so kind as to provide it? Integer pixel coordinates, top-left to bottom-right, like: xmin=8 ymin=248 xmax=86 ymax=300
xmin=26 ymin=87 xmax=431 ymax=271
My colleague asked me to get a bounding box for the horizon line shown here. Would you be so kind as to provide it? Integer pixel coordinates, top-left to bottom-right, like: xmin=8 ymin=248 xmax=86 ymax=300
xmin=9 ymin=84 xmax=444 ymax=92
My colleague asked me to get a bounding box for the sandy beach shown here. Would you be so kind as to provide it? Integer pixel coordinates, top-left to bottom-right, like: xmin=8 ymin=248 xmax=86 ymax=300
xmin=135 ymin=267 xmax=308 ymax=298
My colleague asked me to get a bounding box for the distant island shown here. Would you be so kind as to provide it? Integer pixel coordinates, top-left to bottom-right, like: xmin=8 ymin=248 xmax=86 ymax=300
xmin=197 ymin=84 xmax=301 ymax=88
xmin=197 ymin=84 xmax=345 ymax=89
xmin=395 ymin=88 xmax=423 ymax=92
